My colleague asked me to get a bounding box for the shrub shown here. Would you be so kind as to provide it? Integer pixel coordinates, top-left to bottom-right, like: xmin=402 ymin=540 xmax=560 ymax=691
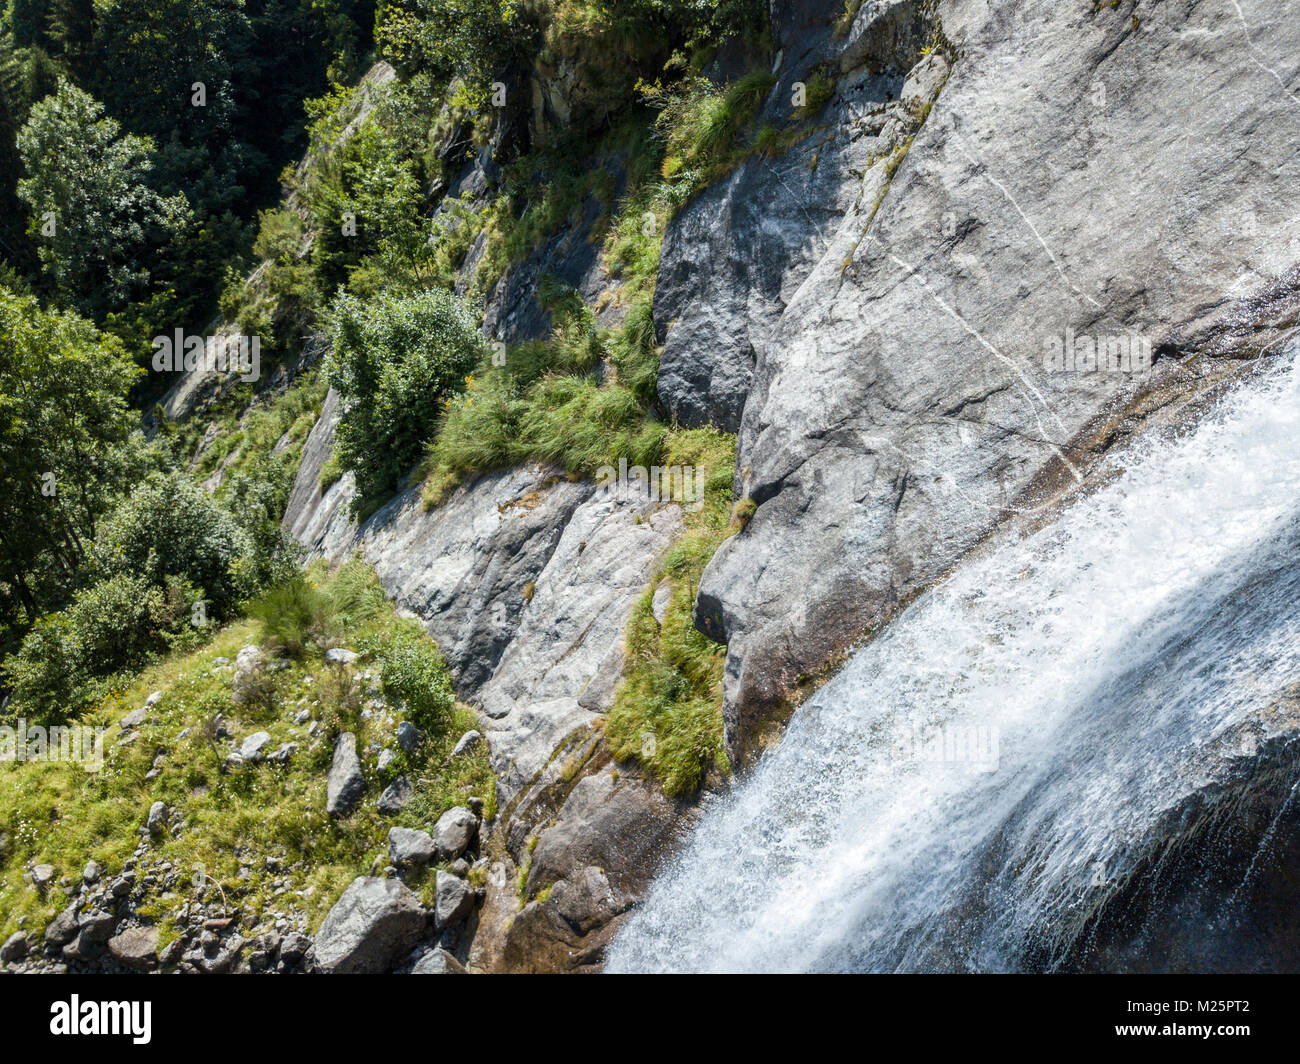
xmin=5 ymin=573 xmax=188 ymax=723
xmin=248 ymin=574 xmax=334 ymax=659
xmin=324 ymin=287 xmax=488 ymax=515
xmin=91 ymin=472 xmax=253 ymax=618
xmin=365 ymin=622 xmax=456 ymax=736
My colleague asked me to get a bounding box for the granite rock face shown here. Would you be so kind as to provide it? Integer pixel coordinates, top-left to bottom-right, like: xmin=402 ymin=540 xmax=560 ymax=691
xmin=661 ymin=0 xmax=1300 ymax=755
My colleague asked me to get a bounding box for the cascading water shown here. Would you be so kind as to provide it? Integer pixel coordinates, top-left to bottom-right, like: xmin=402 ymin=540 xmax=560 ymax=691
xmin=607 ymin=350 xmax=1300 ymax=973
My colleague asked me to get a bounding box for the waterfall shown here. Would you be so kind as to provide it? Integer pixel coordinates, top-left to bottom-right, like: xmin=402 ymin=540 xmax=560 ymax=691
xmin=608 ymin=351 xmax=1300 ymax=973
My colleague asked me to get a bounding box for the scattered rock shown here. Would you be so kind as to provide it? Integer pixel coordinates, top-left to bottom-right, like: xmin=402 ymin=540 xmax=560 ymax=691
xmin=268 ymin=742 xmax=297 ymax=765
xmin=0 ymin=931 xmax=27 ymax=963
xmin=410 ymin=947 xmax=466 ymax=974
xmin=376 ymin=748 xmax=398 ymax=773
xmin=238 ymin=731 xmax=272 ymax=761
xmin=279 ymin=932 xmax=311 ymax=964
xmin=108 ymin=926 xmax=159 ymax=970
xmin=388 ymin=827 xmax=436 ymax=867
xmin=144 ymin=690 xmax=163 ymax=707
xmin=432 ymin=806 xmax=478 ymax=860
xmin=44 ymin=906 xmax=80 ymax=946
xmin=377 ymin=775 xmax=413 ymax=815
xmin=651 ymin=583 xmax=673 ymax=625
xmin=325 ymin=647 xmax=359 ymax=665
xmin=119 ymin=707 xmax=147 ymax=731
xmin=78 ymin=910 xmax=117 ymax=943
xmin=451 ymin=730 xmax=482 ymax=758
xmin=314 ymin=877 xmax=428 ymax=974
xmin=434 ymin=870 xmax=475 ymax=929
xmin=326 ymin=733 xmax=365 ymax=817
xmin=396 ymin=721 xmax=421 ymax=753
xmin=146 ymin=801 xmax=168 ymax=833
xmin=31 ymin=864 xmax=55 ymax=890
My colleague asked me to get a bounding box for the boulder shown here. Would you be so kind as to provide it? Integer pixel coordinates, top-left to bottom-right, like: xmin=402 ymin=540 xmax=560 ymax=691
xmin=451 ymin=730 xmax=482 ymax=758
xmin=432 ymin=806 xmax=478 ymax=860
xmin=377 ymin=776 xmax=413 ymax=815
xmin=434 ymin=870 xmax=475 ymax=929
xmin=119 ymin=707 xmax=148 ymax=731
xmin=0 ymin=931 xmax=27 ymax=963
xmin=314 ymin=877 xmax=429 ymax=974
xmin=388 ymin=826 xmax=436 ymax=867
xmin=238 ymin=731 xmax=272 ymax=761
xmin=107 ymin=926 xmax=158 ymax=970
xmin=326 ymin=733 xmax=365 ymax=817
xmin=44 ymin=905 xmax=80 ymax=947
xmin=395 ymin=721 xmax=421 ymax=753
xmin=411 ymin=947 xmax=467 ymax=974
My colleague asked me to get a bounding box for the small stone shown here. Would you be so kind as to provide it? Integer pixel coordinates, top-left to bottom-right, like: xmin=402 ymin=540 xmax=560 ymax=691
xmin=293 ymin=709 xmax=311 ymax=725
xmin=119 ymin=707 xmax=148 ymax=731
xmin=146 ymin=801 xmax=168 ymax=833
xmin=239 ymin=731 xmax=272 ymax=761
xmin=651 ymin=582 xmax=673 ymax=625
xmin=326 ymin=733 xmax=365 ymax=817
xmin=396 ymin=721 xmax=421 ymax=753
xmin=376 ymin=748 xmax=397 ymax=773
xmin=451 ymin=730 xmax=482 ymax=758
xmin=325 ymin=647 xmax=359 ymax=665
xmin=144 ymin=690 xmax=163 ymax=707
xmin=433 ymin=870 xmax=475 ymax=929
xmin=377 ymin=776 xmax=413 ymax=816
xmin=449 ymin=859 xmax=469 ymax=878
xmin=387 ymin=827 xmax=436 ymax=867
xmin=268 ymin=742 xmax=297 ymax=765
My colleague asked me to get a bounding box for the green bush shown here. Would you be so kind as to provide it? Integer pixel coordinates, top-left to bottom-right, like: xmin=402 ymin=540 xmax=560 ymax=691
xmin=365 ymin=622 xmax=456 ymax=736
xmin=5 ymin=572 xmax=193 ymax=723
xmin=91 ymin=472 xmax=253 ymax=619
xmin=324 ymin=287 xmax=487 ymax=516
xmin=248 ymin=574 xmax=334 ymax=658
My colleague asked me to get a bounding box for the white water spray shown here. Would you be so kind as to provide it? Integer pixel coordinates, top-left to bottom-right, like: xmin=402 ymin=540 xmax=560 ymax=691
xmin=608 ymin=352 xmax=1300 ymax=973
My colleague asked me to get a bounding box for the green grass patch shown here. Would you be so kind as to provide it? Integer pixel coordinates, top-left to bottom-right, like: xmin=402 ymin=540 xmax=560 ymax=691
xmin=605 ymin=428 xmax=743 ymax=796
xmin=0 ymin=559 xmax=494 ymax=944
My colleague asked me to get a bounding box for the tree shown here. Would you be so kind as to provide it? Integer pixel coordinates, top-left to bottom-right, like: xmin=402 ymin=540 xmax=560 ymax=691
xmin=0 ymin=286 xmax=145 ymax=623
xmin=16 ymin=79 xmax=189 ymax=318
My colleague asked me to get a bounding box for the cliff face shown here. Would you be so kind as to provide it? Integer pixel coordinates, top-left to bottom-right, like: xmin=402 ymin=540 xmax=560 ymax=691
xmin=670 ymin=0 xmax=1300 ymax=758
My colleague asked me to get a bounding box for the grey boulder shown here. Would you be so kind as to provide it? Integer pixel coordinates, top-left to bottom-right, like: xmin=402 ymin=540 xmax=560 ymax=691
xmin=432 ymin=806 xmax=478 ymax=860
xmin=410 ymin=947 xmax=467 ymax=974
xmin=388 ymin=826 xmax=436 ymax=867
xmin=433 ymin=870 xmax=475 ymax=929
xmin=326 ymin=733 xmax=365 ymax=817
xmin=314 ymin=877 xmax=429 ymax=974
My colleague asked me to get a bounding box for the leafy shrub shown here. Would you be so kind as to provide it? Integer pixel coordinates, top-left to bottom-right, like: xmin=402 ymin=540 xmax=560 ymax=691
xmin=324 ymin=287 xmax=487 ymax=515
xmin=364 ymin=622 xmax=456 ymax=736
xmin=91 ymin=472 xmax=253 ymax=619
xmin=5 ymin=573 xmax=191 ymax=723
